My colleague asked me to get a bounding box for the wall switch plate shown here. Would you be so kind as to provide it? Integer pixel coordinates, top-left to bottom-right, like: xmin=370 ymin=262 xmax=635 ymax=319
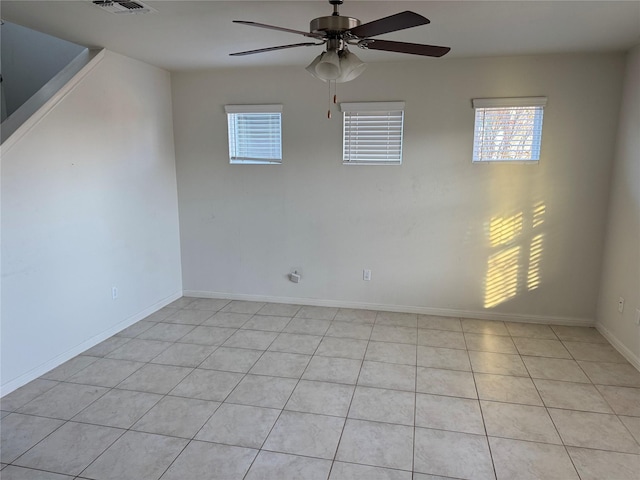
xmin=112 ymin=286 xmax=118 ymax=300
xmin=636 ymin=308 xmax=640 ymax=326
xmin=363 ymin=269 xmax=372 ymax=281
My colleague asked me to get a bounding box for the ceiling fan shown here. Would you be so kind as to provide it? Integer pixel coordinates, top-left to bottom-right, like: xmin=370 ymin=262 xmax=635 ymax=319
xmin=230 ymin=0 xmax=450 ymax=83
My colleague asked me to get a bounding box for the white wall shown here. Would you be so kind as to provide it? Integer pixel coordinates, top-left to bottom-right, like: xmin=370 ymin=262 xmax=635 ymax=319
xmin=172 ymin=53 xmax=624 ymax=324
xmin=597 ymin=45 xmax=640 ymax=367
xmin=1 ymin=50 xmax=182 ymax=393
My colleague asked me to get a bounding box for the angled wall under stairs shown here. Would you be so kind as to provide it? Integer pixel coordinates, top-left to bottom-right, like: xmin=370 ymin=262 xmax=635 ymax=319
xmin=1 ymin=21 xmax=90 ymax=143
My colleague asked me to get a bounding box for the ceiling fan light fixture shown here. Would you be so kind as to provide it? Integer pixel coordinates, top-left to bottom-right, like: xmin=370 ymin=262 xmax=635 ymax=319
xmin=231 ymin=2 xmax=450 ymax=82
xmin=305 ymin=52 xmax=325 ymax=79
xmin=335 ymin=50 xmax=366 ymax=83
xmin=314 ymin=49 xmax=341 ymax=80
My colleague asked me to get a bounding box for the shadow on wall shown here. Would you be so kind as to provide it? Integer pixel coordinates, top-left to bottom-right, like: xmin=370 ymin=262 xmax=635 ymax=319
xmin=1 ymin=20 xmax=85 ymax=122
xmin=484 ymin=201 xmax=546 ymax=308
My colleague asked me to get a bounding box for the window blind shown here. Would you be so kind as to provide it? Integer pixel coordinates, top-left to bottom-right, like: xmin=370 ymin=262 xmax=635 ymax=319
xmin=340 ymin=102 xmax=405 ymax=165
xmin=225 ymin=105 xmax=282 ymax=164
xmin=472 ymin=97 xmax=546 ymax=162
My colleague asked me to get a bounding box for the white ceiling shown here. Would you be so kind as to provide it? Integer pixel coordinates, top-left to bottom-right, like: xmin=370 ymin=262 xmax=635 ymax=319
xmin=2 ymin=0 xmax=639 ymax=72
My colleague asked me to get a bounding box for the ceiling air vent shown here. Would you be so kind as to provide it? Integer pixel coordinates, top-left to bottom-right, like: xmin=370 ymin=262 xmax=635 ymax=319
xmin=92 ymin=1 xmax=157 ymax=14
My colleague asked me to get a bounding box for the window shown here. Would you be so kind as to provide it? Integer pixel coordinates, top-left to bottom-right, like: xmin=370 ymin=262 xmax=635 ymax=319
xmin=340 ymin=102 xmax=405 ymax=165
xmin=225 ymin=104 xmax=282 ymax=164
xmin=472 ymin=97 xmax=547 ymax=163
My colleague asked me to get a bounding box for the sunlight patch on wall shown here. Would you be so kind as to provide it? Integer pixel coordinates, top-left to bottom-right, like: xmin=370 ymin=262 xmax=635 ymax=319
xmin=484 ymin=246 xmax=521 ymax=308
xmin=527 ymin=233 xmax=544 ymax=291
xmin=489 ymin=212 xmax=523 ymax=247
xmin=483 ymin=203 xmax=546 ymax=309
xmin=532 ymin=202 xmax=545 ymax=228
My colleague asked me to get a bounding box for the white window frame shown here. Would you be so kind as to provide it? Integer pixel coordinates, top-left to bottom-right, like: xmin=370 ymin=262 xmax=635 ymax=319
xmin=340 ymin=101 xmax=405 ymax=165
xmin=472 ymin=97 xmax=547 ymax=163
xmin=225 ymin=104 xmax=282 ymax=164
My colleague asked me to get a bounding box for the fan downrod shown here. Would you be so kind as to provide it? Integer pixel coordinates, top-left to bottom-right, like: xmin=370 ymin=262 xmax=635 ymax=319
xmin=329 ymin=0 xmax=344 ymax=15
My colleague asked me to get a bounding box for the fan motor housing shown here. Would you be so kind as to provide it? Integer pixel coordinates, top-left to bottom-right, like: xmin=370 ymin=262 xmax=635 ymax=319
xmin=310 ymin=16 xmax=360 ymax=35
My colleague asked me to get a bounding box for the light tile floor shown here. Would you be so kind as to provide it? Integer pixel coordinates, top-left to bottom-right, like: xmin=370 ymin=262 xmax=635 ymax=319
xmin=2 ymin=298 xmax=640 ymax=479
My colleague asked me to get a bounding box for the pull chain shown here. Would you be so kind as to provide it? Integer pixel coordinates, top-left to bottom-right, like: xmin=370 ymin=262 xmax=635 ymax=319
xmin=327 ymin=80 xmax=332 ymax=118
xmin=327 ymin=80 xmax=338 ymax=119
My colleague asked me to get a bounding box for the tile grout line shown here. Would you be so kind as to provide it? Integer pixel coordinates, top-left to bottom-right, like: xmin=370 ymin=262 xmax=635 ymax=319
xmin=326 ymin=308 xmax=371 ymax=479
xmin=89 ymin=301 xmax=232 ymax=480
xmin=127 ymin=302 xmax=261 ymax=479
xmin=521 ymin=339 xmax=584 ymax=479
xmin=463 ymin=323 xmax=499 ymax=480
xmin=240 ymin=307 xmax=335 ymax=479
xmin=156 ymin=301 xmax=278 ymax=480
xmin=7 ymin=356 xmax=137 ymax=476
xmin=86 ymin=303 xmax=266 ymax=479
xmin=4 ymin=303 xmax=640 ymax=479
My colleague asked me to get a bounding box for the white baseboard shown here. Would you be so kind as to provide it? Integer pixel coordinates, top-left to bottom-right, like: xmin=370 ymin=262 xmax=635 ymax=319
xmin=183 ymin=290 xmax=594 ymax=327
xmin=596 ymin=322 xmax=640 ymax=371
xmin=0 ymin=290 xmax=182 ymax=397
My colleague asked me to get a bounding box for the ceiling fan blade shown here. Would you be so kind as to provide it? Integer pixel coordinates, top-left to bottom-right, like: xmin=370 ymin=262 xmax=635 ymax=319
xmin=233 ymin=20 xmax=325 ymax=39
xmin=230 ymin=42 xmax=324 ymax=56
xmin=360 ymin=39 xmax=450 ymax=57
xmin=349 ymin=11 xmax=430 ymax=38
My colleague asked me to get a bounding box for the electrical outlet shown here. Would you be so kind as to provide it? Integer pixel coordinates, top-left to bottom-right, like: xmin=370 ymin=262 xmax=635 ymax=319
xmin=363 ymin=269 xmax=372 ymax=281
xmin=112 ymin=287 xmax=118 ymax=300
xmin=618 ymin=297 xmax=624 ymax=313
